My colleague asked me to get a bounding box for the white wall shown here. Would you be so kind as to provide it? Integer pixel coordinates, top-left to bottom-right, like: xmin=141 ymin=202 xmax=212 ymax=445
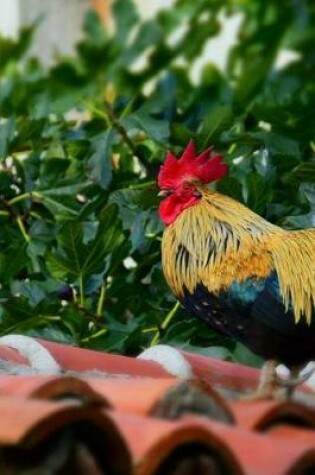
xmin=0 ymin=0 xmax=91 ymax=64
xmin=0 ymin=0 xmax=19 ymax=37
xmin=19 ymin=0 xmax=90 ymax=64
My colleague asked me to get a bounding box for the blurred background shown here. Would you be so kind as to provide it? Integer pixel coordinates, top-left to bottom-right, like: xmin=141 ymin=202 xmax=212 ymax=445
xmin=0 ymin=0 xmax=241 ymax=70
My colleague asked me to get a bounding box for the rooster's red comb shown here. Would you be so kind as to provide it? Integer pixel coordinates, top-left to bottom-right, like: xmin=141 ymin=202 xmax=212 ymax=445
xmin=158 ymin=140 xmax=227 ymax=190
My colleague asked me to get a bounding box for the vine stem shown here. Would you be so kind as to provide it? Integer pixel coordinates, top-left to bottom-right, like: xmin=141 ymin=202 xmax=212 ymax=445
xmin=79 ymin=274 xmax=85 ymax=306
xmin=150 ymin=301 xmax=180 ymax=346
xmin=80 ymin=328 xmax=108 ymax=344
xmin=96 ymin=284 xmax=106 ymax=317
xmin=8 ymin=192 xmax=33 ymax=206
xmin=16 ymin=215 xmax=30 ymax=243
xmin=82 ymin=99 xmax=140 ymax=158
xmin=128 ymin=181 xmax=155 ymax=190
xmin=82 ymin=101 xmax=111 ymax=128
xmin=2 ymin=192 xmax=43 ymax=243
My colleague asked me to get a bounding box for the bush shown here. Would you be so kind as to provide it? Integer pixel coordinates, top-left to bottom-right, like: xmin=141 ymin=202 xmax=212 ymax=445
xmin=0 ymin=0 xmax=314 ymax=365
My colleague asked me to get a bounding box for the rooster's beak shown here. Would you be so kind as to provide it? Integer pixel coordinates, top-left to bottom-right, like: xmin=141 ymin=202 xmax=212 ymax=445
xmin=158 ymin=190 xmax=172 ymax=198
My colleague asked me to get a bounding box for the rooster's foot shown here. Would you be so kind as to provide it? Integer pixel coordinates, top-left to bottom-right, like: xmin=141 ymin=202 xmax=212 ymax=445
xmin=241 ymin=361 xmax=315 ymax=401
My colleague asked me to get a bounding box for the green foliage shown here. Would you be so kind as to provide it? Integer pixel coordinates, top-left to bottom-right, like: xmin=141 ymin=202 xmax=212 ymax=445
xmin=0 ymin=0 xmax=315 ymax=365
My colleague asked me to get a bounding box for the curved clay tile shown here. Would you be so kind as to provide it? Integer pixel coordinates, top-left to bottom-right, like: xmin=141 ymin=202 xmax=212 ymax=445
xmin=86 ymin=377 xmax=234 ymax=423
xmin=108 ymin=410 xmax=244 ymax=475
xmin=189 ymin=417 xmax=315 ymax=475
xmin=0 ymin=397 xmax=132 ymax=474
xmin=231 ymin=399 xmax=315 ymax=431
xmin=0 ymin=374 xmax=105 ymax=404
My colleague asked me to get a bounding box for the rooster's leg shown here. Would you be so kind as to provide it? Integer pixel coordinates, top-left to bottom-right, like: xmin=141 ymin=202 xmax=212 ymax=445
xmin=241 ymin=360 xmax=279 ymax=400
xmin=255 ymin=359 xmax=279 ymax=398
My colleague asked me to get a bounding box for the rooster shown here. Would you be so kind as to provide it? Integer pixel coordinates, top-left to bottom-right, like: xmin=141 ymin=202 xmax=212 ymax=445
xmin=158 ymin=140 xmax=315 ymax=398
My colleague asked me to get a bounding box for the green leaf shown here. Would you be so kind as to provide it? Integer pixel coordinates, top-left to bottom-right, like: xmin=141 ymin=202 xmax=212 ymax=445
xmin=282 ymin=213 xmax=315 ymax=230
xmin=46 ymin=252 xmax=77 ymax=280
xmin=37 ymin=194 xmax=80 ymax=218
xmin=1 ymin=296 xmax=35 ymax=323
xmin=217 ymin=177 xmax=243 ymax=202
xmin=0 ymin=244 xmax=27 ymax=282
xmin=83 ymin=9 xmax=108 ymax=45
xmin=109 ymin=188 xmax=162 ymax=252
xmin=255 ymin=132 xmax=300 ymax=158
xmin=0 ymin=117 xmax=15 ymax=159
xmin=64 ymin=139 xmax=90 ymax=160
xmin=112 ymin=0 xmax=140 ymax=44
xmin=47 ymin=205 xmax=125 ymax=282
xmin=199 ymin=103 xmax=233 ymax=145
xmin=88 ymin=129 xmax=115 ymax=189
xmin=89 ymin=316 xmax=140 ymax=353
xmin=98 ymin=204 xmax=125 ymax=253
xmin=0 ymin=26 xmax=33 ymax=71
xmin=123 ymin=20 xmax=163 ymax=65
xmin=47 ymin=221 xmax=85 ymax=279
xmin=289 ymin=162 xmax=315 ymax=182
xmin=124 ymin=110 xmax=170 ymax=144
xmin=123 ymin=93 xmax=171 ymax=144
xmin=176 ymin=343 xmax=232 ymax=360
xmin=301 ymin=183 xmax=315 ymax=207
xmin=38 ymin=180 xmax=90 ymax=196
xmin=234 ymin=53 xmax=275 ymax=105
xmin=244 ymin=173 xmax=272 ymax=215
xmin=15 ymin=118 xmax=47 ymax=144
xmin=34 ymin=179 xmax=90 ymax=219
xmin=11 ymin=280 xmax=46 ymax=307
xmin=233 ymin=343 xmax=263 ymax=368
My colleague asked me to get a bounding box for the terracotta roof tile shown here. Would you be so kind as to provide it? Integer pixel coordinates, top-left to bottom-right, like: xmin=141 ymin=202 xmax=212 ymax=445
xmin=231 ymin=399 xmax=315 ymax=430
xmin=269 ymin=424 xmax=315 ymax=442
xmin=0 ymin=397 xmax=84 ymax=445
xmin=109 ymin=410 xmax=243 ymax=475
xmin=0 ymin=374 xmax=104 ymax=403
xmin=0 ymin=336 xmax=315 ymax=474
xmin=192 ymin=417 xmax=315 ymax=475
xmin=0 ymin=396 xmax=131 ymax=474
xmin=86 ymin=377 xmax=234 ymax=423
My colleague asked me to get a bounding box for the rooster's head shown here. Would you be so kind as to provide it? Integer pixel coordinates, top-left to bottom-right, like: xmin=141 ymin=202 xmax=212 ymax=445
xmin=158 ymin=140 xmax=227 ymax=225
